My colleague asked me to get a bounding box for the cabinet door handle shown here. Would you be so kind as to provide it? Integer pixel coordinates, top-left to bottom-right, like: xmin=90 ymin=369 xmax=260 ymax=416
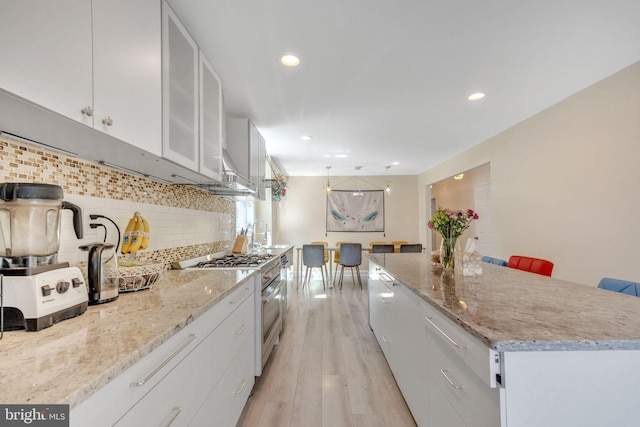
xmin=234 ymin=378 xmax=247 ymax=395
xmin=81 ymin=106 xmax=93 ymax=116
xmin=130 ymin=333 xmax=197 ymax=387
xmin=425 ymin=317 xmax=466 ymax=349
xmin=379 ymin=272 xmax=394 ymax=283
xmin=102 ymin=116 xmax=113 ymax=126
xmin=164 ymin=406 xmax=182 ymax=427
xmin=229 ymin=287 xmax=250 ymax=304
xmin=440 ymin=369 xmax=464 ymax=390
xmin=235 ymin=324 xmax=247 ymax=335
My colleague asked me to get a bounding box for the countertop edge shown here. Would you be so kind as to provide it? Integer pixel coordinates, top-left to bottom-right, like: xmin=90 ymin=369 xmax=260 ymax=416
xmin=368 ymin=254 xmax=640 ymax=353
xmin=63 ymin=271 xmax=259 ymax=408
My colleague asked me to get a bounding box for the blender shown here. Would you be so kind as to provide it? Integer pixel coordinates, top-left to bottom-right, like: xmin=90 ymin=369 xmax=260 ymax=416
xmin=0 ymin=182 xmax=87 ymax=332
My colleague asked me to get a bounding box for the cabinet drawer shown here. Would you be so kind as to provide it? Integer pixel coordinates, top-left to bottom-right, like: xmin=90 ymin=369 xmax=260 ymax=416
xmin=427 ymin=374 xmax=468 ymax=427
xmin=70 ymin=281 xmax=254 ymax=426
xmin=191 ymin=333 xmax=255 ymax=427
xmin=424 ymin=304 xmax=499 ymax=387
xmin=114 ymin=335 xmax=212 ymax=427
xmin=427 ymin=326 xmax=501 ymax=427
xmin=208 ymin=286 xmax=255 ymax=387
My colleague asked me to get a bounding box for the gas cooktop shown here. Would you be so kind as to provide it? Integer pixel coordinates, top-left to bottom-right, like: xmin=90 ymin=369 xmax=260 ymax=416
xmin=195 ymin=253 xmax=274 ymax=268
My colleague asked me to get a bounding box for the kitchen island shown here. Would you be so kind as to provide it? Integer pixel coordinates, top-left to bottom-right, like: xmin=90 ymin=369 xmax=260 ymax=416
xmin=0 ymin=267 xmax=258 ymax=426
xmin=368 ymin=253 xmax=640 ymax=427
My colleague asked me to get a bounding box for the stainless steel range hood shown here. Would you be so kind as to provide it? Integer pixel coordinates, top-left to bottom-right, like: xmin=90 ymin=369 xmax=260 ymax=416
xmin=221 ymin=148 xmax=254 ymax=192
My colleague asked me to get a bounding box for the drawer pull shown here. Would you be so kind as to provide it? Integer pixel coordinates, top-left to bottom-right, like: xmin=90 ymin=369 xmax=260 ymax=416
xmin=164 ymin=406 xmax=182 ymax=427
xmin=229 ymin=287 xmax=250 ymax=304
xmin=440 ymin=369 xmax=464 ymax=390
xmin=381 ymin=335 xmax=391 ymax=343
xmin=235 ymin=324 xmax=247 ymax=335
xmin=234 ymin=378 xmax=247 ymax=395
xmin=130 ymin=333 xmax=197 ymax=387
xmin=425 ymin=316 xmax=466 ymax=349
xmin=379 ymin=272 xmax=394 ymax=283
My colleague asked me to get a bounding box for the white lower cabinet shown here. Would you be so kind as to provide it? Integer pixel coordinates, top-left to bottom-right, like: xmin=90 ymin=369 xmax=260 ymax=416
xmin=368 ymin=261 xmax=499 ymax=427
xmin=368 ymin=262 xmax=428 ymax=426
xmin=425 ymin=308 xmax=501 ymax=427
xmin=70 ymin=282 xmax=255 ymax=427
xmin=190 ymin=334 xmax=255 ymax=426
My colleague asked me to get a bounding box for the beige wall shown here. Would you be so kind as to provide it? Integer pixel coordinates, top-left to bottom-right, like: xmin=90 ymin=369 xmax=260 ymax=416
xmin=419 ymin=61 xmax=640 ymax=286
xmin=275 ymin=175 xmax=419 ymax=268
xmin=429 ymin=163 xmax=490 ymax=251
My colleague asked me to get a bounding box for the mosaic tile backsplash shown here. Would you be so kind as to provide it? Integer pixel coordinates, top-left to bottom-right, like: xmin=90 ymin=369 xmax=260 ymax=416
xmin=0 ymin=135 xmax=235 ymax=268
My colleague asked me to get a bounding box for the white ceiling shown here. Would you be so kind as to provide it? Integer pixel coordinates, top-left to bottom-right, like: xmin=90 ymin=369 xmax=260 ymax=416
xmin=168 ymin=0 xmax=640 ymax=177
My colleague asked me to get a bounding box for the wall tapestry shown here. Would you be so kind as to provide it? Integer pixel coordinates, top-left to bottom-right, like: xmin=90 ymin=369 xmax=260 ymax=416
xmin=326 ymin=190 xmax=385 ymax=232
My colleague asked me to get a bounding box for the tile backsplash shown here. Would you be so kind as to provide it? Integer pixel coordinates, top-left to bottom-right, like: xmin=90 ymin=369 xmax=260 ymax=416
xmin=0 ymin=135 xmax=235 ymax=268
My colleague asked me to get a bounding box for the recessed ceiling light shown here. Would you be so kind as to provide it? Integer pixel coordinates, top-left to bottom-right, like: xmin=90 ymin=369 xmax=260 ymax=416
xmin=334 ymin=154 xmax=348 ymax=158
xmin=300 ymin=135 xmax=312 ymax=141
xmin=280 ymin=54 xmax=300 ymax=67
xmin=391 ymin=161 xmax=400 ymax=165
xmin=467 ymin=92 xmax=486 ymax=101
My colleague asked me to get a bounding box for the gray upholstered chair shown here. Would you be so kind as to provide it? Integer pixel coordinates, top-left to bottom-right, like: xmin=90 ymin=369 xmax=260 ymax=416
xmin=400 ymin=243 xmax=422 ymax=253
xmin=302 ymin=244 xmax=328 ymax=289
xmin=371 ymin=244 xmax=395 ymax=253
xmin=338 ymin=243 xmax=362 ymax=289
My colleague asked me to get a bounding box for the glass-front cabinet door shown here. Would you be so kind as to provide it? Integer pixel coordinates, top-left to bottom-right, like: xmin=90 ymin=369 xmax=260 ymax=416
xmin=161 ymin=1 xmax=199 ymax=171
xmin=199 ymin=52 xmax=223 ymax=180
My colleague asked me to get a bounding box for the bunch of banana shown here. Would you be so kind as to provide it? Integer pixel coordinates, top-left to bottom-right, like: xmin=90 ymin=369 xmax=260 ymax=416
xmin=121 ymin=212 xmax=150 ymax=254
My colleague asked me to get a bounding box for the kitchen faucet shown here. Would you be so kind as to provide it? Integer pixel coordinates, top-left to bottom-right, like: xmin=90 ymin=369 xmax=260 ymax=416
xmin=250 ymin=219 xmax=269 ymax=248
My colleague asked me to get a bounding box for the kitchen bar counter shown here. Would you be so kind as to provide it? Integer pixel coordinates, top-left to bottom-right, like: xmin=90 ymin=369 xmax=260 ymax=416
xmin=0 ymin=268 xmax=258 ymax=408
xmin=369 ymin=253 xmax=640 ymax=352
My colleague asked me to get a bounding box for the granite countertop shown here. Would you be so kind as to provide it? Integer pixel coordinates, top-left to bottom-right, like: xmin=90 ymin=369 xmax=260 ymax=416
xmin=0 ymin=268 xmax=258 ymax=407
xmin=369 ymin=253 xmax=640 ymax=352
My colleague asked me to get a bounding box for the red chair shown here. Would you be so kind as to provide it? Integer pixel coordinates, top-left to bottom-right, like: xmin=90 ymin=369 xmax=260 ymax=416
xmin=507 ymin=255 xmax=554 ymax=277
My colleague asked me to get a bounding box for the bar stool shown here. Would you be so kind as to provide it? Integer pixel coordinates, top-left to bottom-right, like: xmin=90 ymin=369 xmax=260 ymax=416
xmin=338 ymin=243 xmax=362 ymax=289
xmin=302 ymin=244 xmax=328 ymax=289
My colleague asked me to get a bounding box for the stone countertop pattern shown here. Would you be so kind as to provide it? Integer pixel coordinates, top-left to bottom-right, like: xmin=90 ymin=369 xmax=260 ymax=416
xmin=369 ymin=253 xmax=640 ymax=352
xmin=0 ymin=268 xmax=258 ymax=407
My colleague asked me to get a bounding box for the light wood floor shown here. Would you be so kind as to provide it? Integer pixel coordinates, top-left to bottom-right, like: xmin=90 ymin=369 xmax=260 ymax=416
xmin=237 ymin=273 xmax=417 ymax=427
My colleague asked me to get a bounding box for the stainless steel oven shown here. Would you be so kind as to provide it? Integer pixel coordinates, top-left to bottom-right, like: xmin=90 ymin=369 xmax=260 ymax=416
xmin=173 ymin=249 xmax=287 ymax=374
xmin=261 ymin=264 xmax=282 ymax=368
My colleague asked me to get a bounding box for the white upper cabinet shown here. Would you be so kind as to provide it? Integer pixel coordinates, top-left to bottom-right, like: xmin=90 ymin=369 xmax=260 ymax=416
xmin=92 ymin=0 xmax=162 ymax=156
xmin=199 ymin=53 xmax=223 ymax=180
xmin=162 ymin=2 xmax=199 ymax=171
xmin=226 ymin=118 xmax=267 ymax=198
xmin=0 ymin=0 xmax=162 ymax=155
xmin=0 ymin=0 xmax=93 ymax=125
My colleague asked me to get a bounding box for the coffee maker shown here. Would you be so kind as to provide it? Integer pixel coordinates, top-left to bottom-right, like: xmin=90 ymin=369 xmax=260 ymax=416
xmin=0 ymin=183 xmax=88 ymax=332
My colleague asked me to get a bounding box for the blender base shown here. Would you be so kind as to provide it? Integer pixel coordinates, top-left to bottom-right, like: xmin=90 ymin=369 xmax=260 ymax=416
xmin=3 ymin=301 xmax=88 ymax=331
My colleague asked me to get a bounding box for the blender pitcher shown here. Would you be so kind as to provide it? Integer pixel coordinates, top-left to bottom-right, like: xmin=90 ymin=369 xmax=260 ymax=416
xmin=0 ymin=183 xmax=83 ymax=268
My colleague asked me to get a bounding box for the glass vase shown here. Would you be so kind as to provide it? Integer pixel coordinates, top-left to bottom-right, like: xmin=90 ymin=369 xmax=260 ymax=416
xmin=439 ymin=236 xmax=460 ymax=271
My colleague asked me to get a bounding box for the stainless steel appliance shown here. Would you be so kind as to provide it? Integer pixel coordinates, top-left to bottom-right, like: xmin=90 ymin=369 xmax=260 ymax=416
xmin=175 ymin=249 xmax=288 ymax=374
xmin=259 ymin=259 xmax=283 ymax=369
xmin=79 ymin=242 xmax=118 ymax=305
xmin=279 ymin=247 xmax=293 ymax=326
xmin=0 ymin=182 xmax=87 ymax=332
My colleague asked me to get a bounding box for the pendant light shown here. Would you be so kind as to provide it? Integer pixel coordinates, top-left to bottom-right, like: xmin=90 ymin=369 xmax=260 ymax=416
xmin=384 ymin=165 xmax=392 ymax=195
xmin=325 ymin=166 xmax=332 ymax=194
xmin=352 ymin=166 xmax=363 ymax=197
